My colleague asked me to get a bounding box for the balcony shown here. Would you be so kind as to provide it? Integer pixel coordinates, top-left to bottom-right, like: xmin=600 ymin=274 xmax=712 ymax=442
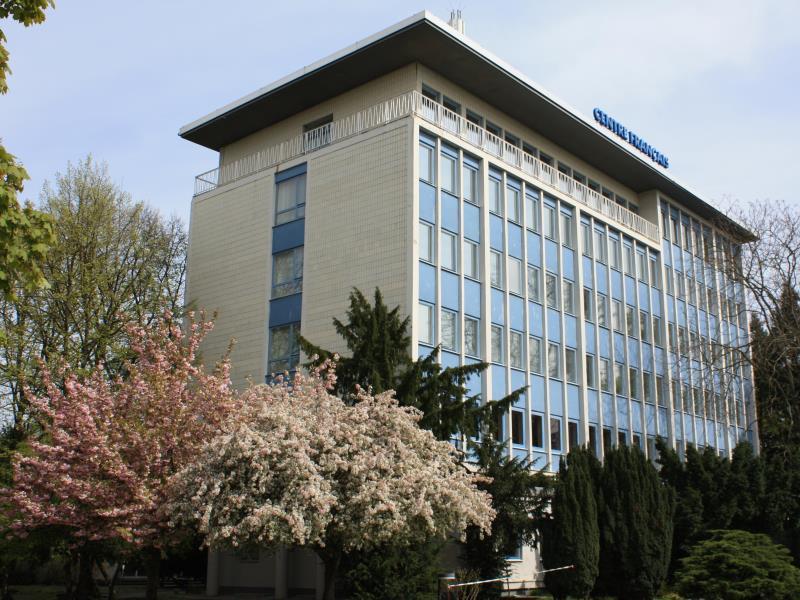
xmin=193 ymin=91 xmax=659 ymax=242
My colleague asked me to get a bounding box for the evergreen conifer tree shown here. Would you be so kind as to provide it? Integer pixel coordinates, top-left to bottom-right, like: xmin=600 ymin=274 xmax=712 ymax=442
xmin=595 ymin=445 xmax=674 ymax=600
xmin=541 ymin=447 xmax=599 ymax=600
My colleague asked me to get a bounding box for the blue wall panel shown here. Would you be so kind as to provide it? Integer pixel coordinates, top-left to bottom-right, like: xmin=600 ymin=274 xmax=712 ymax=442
xmin=419 ymin=263 xmax=436 ymax=303
xmin=419 ymin=182 xmax=436 ymax=223
xmin=272 ymin=219 xmax=305 ymax=253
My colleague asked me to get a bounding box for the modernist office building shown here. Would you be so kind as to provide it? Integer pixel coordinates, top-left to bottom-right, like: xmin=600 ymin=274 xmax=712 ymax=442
xmin=181 ymin=11 xmax=757 ymax=596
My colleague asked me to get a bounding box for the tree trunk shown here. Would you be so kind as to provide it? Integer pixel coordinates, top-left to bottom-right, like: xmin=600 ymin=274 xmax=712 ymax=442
xmin=105 ymin=564 xmax=120 ymax=600
xmin=143 ymin=547 xmax=160 ymax=600
xmin=75 ymin=547 xmax=97 ymax=600
xmin=319 ymin=550 xmax=341 ymax=600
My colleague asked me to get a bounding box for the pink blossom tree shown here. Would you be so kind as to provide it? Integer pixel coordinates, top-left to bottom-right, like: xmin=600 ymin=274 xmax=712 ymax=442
xmin=2 ymin=312 xmax=238 ymax=600
xmin=167 ymin=365 xmax=495 ymax=600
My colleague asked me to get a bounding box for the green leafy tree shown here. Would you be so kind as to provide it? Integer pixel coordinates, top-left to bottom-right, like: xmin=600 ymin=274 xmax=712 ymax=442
xmin=460 ymin=435 xmax=550 ymax=599
xmin=541 ymin=447 xmax=599 ymax=600
xmin=0 ymin=1 xmax=56 ymax=298
xmin=676 ymin=530 xmax=800 ymax=600
xmin=595 ymin=445 xmax=674 ymax=600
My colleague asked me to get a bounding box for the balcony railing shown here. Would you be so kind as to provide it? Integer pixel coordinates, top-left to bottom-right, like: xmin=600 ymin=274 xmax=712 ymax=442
xmin=193 ymin=90 xmax=659 ymax=241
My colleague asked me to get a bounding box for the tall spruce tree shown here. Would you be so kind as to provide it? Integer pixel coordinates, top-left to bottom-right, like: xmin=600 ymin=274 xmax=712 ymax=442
xmin=460 ymin=434 xmax=550 ymax=599
xmin=595 ymin=445 xmax=674 ymax=600
xmin=542 ymin=447 xmax=599 ymax=600
xmin=299 ymin=288 xmax=520 ymax=440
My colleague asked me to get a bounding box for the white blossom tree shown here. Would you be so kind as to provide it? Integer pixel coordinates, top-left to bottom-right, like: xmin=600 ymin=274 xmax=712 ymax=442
xmin=167 ymin=364 xmax=494 ymax=599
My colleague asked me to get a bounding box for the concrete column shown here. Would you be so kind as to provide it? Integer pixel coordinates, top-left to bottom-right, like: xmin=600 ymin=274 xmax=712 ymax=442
xmin=315 ymin=555 xmax=325 ymax=600
xmin=275 ymin=546 xmax=288 ymax=600
xmin=205 ymin=548 xmax=220 ymax=597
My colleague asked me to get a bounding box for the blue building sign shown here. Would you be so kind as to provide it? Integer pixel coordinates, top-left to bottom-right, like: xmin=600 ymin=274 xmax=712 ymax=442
xmin=593 ymin=108 xmax=669 ymax=169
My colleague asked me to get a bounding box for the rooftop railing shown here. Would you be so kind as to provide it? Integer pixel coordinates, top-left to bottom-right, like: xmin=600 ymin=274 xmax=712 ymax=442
xmin=193 ymin=90 xmax=659 ymax=241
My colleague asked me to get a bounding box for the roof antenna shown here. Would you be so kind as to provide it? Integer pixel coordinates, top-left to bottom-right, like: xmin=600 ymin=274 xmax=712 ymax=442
xmin=448 ymin=9 xmax=465 ymax=34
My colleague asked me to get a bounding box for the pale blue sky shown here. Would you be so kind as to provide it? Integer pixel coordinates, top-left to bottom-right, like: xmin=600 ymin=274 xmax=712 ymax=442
xmin=3 ymin=1 xmax=799 ymax=225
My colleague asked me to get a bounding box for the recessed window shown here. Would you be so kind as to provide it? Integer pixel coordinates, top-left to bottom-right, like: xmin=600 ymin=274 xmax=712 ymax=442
xmin=548 ymin=342 xmax=560 ymax=379
xmin=275 ymin=173 xmax=307 ymax=225
xmin=629 ymin=367 xmax=639 ymax=400
xmin=507 ymin=185 xmax=521 ymax=223
xmin=583 ymin=288 xmax=594 ymax=322
xmin=562 ymin=280 xmax=575 ymax=314
xmin=489 ymin=176 xmax=503 ymax=215
xmin=511 ymin=410 xmax=524 ymax=445
xmin=539 ymin=152 xmax=554 ymax=167
xmin=546 ymin=273 xmax=558 ymax=309
xmin=466 ymin=110 xmax=483 ymax=127
xmin=419 ymin=222 xmax=434 ymax=263
xmin=463 ymin=162 xmax=479 ymax=205
xmin=624 ymin=244 xmax=635 ymax=275
xmin=442 ymin=95 xmax=461 ymax=114
xmin=465 ymin=317 xmax=480 ymax=357
xmin=609 ymin=237 xmax=621 ymax=270
xmin=532 ymin=414 xmax=544 ymax=448
xmin=418 ymin=303 xmax=434 ymax=345
xmin=597 ymin=293 xmax=609 ymax=328
xmin=491 ymin=325 xmax=504 ymax=364
xmin=441 ymin=231 xmax=458 ymax=272
xmin=525 ymin=191 xmax=540 ymax=232
xmin=419 ymin=142 xmax=435 ymax=184
xmin=505 ymin=132 xmax=520 ymax=147
xmin=441 ymin=310 xmax=458 ymax=351
xmin=272 ymin=247 xmax=304 ymax=298
xmin=643 ymin=371 xmax=653 ymax=404
xmin=527 ymin=266 xmax=541 ymax=302
xmin=586 ymin=355 xmax=596 ymax=388
xmin=600 ymin=358 xmax=611 ymax=392
xmin=568 ymin=421 xmax=579 ymax=450
xmin=565 ymin=348 xmax=577 ymax=384
xmin=268 ymin=322 xmax=300 ymax=374
xmin=640 ymin=311 xmax=650 ymax=342
xmin=614 ymin=363 xmax=625 ymax=395
xmin=490 ymin=250 xmax=504 ymax=288
xmin=441 ymin=152 xmax=458 ymax=195
xmin=486 ymin=121 xmax=502 ymax=137
xmin=464 ymin=240 xmax=479 ymax=280
xmin=612 ymin=299 xmax=623 ymax=332
xmin=550 ymin=417 xmax=562 ymax=451
xmin=582 ymin=222 xmax=593 ymax=257
xmin=594 ymin=229 xmax=607 ymax=264
xmin=626 ymin=306 xmax=637 ymax=338
xmin=544 ymin=205 xmax=557 ymax=240
xmin=421 ymin=85 xmax=440 ymax=102
xmin=510 ymin=331 xmax=523 ymax=369
xmin=529 ymin=336 xmax=543 ymax=374
xmin=508 ymin=257 xmax=523 ymax=296
xmin=560 ymin=211 xmax=573 ymax=248
xmin=557 ymin=162 xmax=571 ymax=177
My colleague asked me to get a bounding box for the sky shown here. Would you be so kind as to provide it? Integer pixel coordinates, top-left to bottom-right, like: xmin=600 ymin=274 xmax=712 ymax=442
xmin=2 ymin=0 xmax=799 ymax=225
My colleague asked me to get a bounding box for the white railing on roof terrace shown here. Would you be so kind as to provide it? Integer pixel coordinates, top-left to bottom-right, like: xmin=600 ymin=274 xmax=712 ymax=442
xmin=193 ymin=90 xmax=659 ymax=241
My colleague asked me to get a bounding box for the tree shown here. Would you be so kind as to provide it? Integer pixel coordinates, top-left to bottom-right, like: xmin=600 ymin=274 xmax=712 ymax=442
xmin=676 ymin=530 xmax=800 ymax=600
xmin=0 ymin=157 xmax=187 ymax=439
xmin=300 ymin=288 xmax=520 ymax=442
xmin=167 ymin=365 xmax=495 ymax=600
xmin=541 ymin=447 xmax=599 ymax=600
xmin=595 ymin=445 xmax=674 ymax=600
xmin=0 ymin=1 xmax=56 ymax=298
xmin=2 ymin=313 xmax=238 ymax=600
xmin=460 ymin=436 xmax=549 ymax=599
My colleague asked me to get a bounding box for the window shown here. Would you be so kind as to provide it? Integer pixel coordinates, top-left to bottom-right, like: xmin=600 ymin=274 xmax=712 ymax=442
xmin=600 ymin=358 xmax=611 ymax=392
xmin=466 ymin=110 xmax=483 ymax=127
xmin=539 ymin=152 xmax=554 ymax=167
xmin=640 ymin=311 xmax=650 ymax=342
xmin=656 ymin=375 xmax=665 ymax=406
xmin=643 ymin=371 xmax=653 ymax=403
xmin=668 ymin=322 xmax=677 ymax=349
xmin=582 ymin=222 xmax=593 ymax=257
xmin=418 ymin=303 xmax=434 ymax=345
xmin=583 ymin=288 xmax=593 ymax=321
xmin=527 ymin=266 xmax=541 ymax=302
xmin=560 ymin=211 xmax=573 ymax=248
xmin=618 ymin=431 xmax=628 ymax=446
xmin=650 ymin=259 xmax=660 ymax=288
xmin=441 ymin=152 xmax=458 ymax=195
xmin=614 ymin=362 xmax=625 ymax=395
xmin=491 ymin=325 xmax=504 ymax=363
xmin=548 ymin=343 xmax=560 ymax=379
xmin=586 ymin=355 xmax=596 ymax=388
xmin=562 ymin=280 xmax=575 ymax=314
xmin=589 ymin=425 xmax=599 ymax=457
xmin=508 ymin=257 xmax=523 ymax=295
xmin=612 ymin=299 xmax=623 ymax=332
xmin=603 ymin=427 xmax=613 ymax=451
xmin=464 ymin=317 xmax=479 ymax=357
xmin=464 ymin=240 xmax=479 ymax=279
xmin=532 ymin=414 xmax=544 ymax=448
xmin=594 ymin=229 xmax=607 ymax=263
xmin=441 ymin=231 xmax=457 ymax=272
xmin=609 ymin=237 xmax=621 ymax=270
xmin=441 ymin=310 xmax=458 ymax=350
xmin=489 ymin=177 xmax=502 ymax=214
xmin=550 ymin=417 xmax=562 ymax=451
xmin=463 ymin=163 xmax=479 ymax=204
xmin=529 ymin=336 xmax=543 ymax=374
xmin=544 ymin=205 xmax=557 ymax=240
xmin=442 ymin=95 xmax=460 ymax=114
xmin=419 ymin=222 xmax=434 ymax=263
xmin=624 ymin=244 xmax=635 ymax=274
xmin=275 ymin=173 xmax=307 ymax=225
xmin=597 ymin=294 xmax=609 ymax=328
xmin=490 ymin=251 xmax=504 ymax=288
xmin=626 ymin=306 xmax=636 ymax=337
xmin=629 ymin=368 xmax=639 ymax=399
xmin=268 ymin=323 xmax=300 ymax=374
xmin=510 ymin=331 xmax=523 ymax=369
xmin=558 ymin=162 xmax=571 ymax=177
xmin=525 ymin=192 xmax=539 ymax=232
xmin=637 ymin=252 xmax=648 ymax=283
xmin=511 ymin=410 xmax=524 ymax=445
xmin=507 ymin=185 xmax=520 ymax=223
xmin=568 ymin=421 xmax=579 ymax=450
xmin=565 ymin=348 xmax=577 ymax=383
xmin=272 ymin=247 xmax=304 ymax=298
xmin=546 ymin=273 xmax=558 ymax=309
xmin=421 ymin=85 xmax=440 ymax=102
xmin=653 ymin=316 xmax=663 ymax=346
xmin=419 ymin=143 xmax=434 ymax=184
xmin=486 ymin=121 xmax=502 ymax=137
